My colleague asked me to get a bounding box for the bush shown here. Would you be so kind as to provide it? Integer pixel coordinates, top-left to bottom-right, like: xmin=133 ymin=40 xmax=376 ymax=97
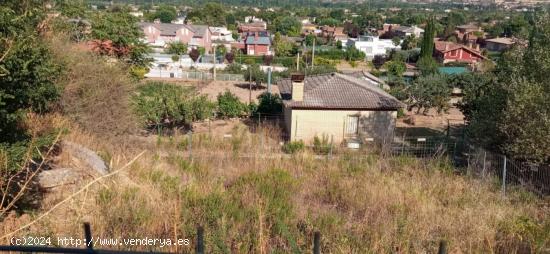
xmin=282 ymin=141 xmax=305 ymax=154
xmin=224 ymin=63 xmax=244 ymax=74
xmin=217 ymin=90 xmax=248 ymax=118
xmin=313 ymin=134 xmax=332 ymax=154
xmin=254 ymin=92 xmax=283 ymax=116
xmin=132 ymin=82 xmax=215 ymax=130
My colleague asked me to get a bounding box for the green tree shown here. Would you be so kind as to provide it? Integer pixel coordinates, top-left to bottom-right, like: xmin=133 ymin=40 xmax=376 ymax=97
xmin=148 ymin=5 xmax=176 ymax=23
xmin=244 ymin=64 xmax=267 ymax=86
xmin=165 ymin=42 xmax=188 ymax=55
xmin=401 ymin=34 xmax=418 ymax=50
xmin=463 ymin=11 xmax=550 ymax=162
xmin=91 ymin=11 xmax=151 ymax=67
xmin=407 ymin=74 xmax=451 ymax=114
xmin=419 ymin=17 xmax=436 ymax=60
xmin=0 ymin=1 xmax=63 ymax=142
xmin=274 ymin=16 xmax=302 ymax=36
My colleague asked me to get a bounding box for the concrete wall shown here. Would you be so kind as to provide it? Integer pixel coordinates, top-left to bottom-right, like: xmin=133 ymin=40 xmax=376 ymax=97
xmin=285 ymin=108 xmax=397 ymax=144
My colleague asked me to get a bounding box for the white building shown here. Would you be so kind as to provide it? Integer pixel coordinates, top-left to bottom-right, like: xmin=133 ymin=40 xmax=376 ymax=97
xmin=346 ymin=36 xmax=401 ymax=60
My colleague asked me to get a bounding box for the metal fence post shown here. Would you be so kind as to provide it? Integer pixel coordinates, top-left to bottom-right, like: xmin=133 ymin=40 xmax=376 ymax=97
xmin=329 ymin=135 xmax=333 ymax=159
xmin=313 ymin=231 xmax=320 ymax=254
xmin=196 ymin=226 xmax=204 ymax=254
xmin=502 ymin=155 xmax=507 ymax=197
xmin=188 ymin=132 xmax=193 ymax=161
xmin=482 ymin=151 xmax=487 ymax=178
xmin=438 ymin=240 xmax=447 ymax=254
xmin=83 ymin=223 xmax=93 ymax=251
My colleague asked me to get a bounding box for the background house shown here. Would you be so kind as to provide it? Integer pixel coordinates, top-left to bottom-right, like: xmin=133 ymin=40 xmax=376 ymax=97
xmin=484 ymin=37 xmax=515 ymax=52
xmin=278 ymin=73 xmax=404 ymax=144
xmin=347 ymin=36 xmax=400 ymax=60
xmin=434 ymin=41 xmax=486 ymax=64
xmin=139 ymin=22 xmax=212 ymax=52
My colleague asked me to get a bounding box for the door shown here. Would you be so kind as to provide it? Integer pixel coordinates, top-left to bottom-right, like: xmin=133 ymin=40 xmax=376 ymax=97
xmin=345 ymin=115 xmax=359 ymax=137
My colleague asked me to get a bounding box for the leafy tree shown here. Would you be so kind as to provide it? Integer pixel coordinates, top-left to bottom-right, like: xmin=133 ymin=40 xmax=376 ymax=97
xmin=263 ymin=55 xmax=274 ymax=66
xmin=244 ymin=64 xmax=267 ymax=86
xmin=372 ymin=55 xmax=386 ymax=69
xmin=318 ymin=18 xmax=340 ymax=26
xmin=336 ymin=40 xmax=343 ymax=50
xmin=147 ymin=5 xmax=176 ymax=23
xmin=383 ymin=60 xmax=406 ymax=80
xmin=392 ymin=37 xmax=401 ymax=47
xmin=274 ymin=16 xmax=302 ymax=36
xmin=132 ymin=82 xmax=215 ymax=130
xmin=344 ymin=47 xmax=366 ymax=61
xmin=187 ymin=3 xmax=226 ymax=26
xmin=165 ymin=42 xmax=188 ymax=55
xmin=274 ymin=40 xmax=294 ymax=57
xmin=91 ymin=11 xmax=151 ymax=67
xmin=304 ymin=34 xmax=316 ymax=47
xmin=215 ymin=45 xmax=227 ymax=57
xmin=217 ymin=90 xmax=248 ymax=118
xmin=254 ymin=92 xmax=283 ymax=115
xmin=224 ymin=63 xmax=244 ymax=74
xmin=407 ymin=74 xmax=451 ymax=114
xmin=463 ymin=11 xmax=550 ymax=162
xmin=1 ymin=1 xmax=63 ymax=142
xmin=401 ymin=34 xmax=419 ymax=50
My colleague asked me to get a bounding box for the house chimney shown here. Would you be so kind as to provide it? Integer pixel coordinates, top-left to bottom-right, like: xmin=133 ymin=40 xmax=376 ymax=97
xmin=445 ymin=43 xmax=449 ymax=51
xmin=475 ymin=44 xmax=480 ymax=51
xmin=154 ymin=18 xmax=161 ymax=24
xmin=290 ymin=74 xmax=305 ymax=102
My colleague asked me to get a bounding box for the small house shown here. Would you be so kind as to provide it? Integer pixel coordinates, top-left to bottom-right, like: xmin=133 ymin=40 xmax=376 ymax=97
xmin=434 ymin=41 xmax=487 ymax=64
xmin=278 ymin=73 xmax=404 ymax=144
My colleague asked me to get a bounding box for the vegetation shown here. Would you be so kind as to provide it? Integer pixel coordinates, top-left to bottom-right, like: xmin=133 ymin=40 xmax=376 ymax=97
xmin=146 ymin=4 xmax=177 ymax=23
xmin=407 ymin=74 xmax=451 ymax=114
xmin=461 ymin=11 xmax=550 ymax=162
xmin=132 ymin=82 xmax=214 ymax=131
xmin=217 ymin=90 xmax=249 ymax=118
xmin=165 ymin=42 xmax=188 ymax=55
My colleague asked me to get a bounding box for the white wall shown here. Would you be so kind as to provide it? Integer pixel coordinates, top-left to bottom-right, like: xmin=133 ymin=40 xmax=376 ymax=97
xmin=347 ymin=36 xmax=401 ymax=60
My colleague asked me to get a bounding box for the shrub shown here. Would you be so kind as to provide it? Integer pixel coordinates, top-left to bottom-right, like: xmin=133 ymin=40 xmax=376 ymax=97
xmin=224 ymin=63 xmax=244 ymax=74
xmin=282 ymin=140 xmax=305 ymax=154
xmin=217 ymin=90 xmax=248 ymax=118
xmin=254 ymin=92 xmax=283 ymax=116
xmin=132 ymin=82 xmax=215 ymax=130
xmin=313 ymin=134 xmax=332 ymax=154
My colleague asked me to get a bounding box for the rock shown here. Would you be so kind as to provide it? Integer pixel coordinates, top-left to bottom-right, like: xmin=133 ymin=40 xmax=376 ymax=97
xmin=38 ymin=168 xmax=81 ymax=188
xmin=62 ymin=141 xmax=109 ymax=175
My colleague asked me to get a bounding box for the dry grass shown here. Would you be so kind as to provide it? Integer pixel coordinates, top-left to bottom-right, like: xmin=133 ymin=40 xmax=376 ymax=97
xmin=48 ymin=35 xmax=138 ymax=138
xmin=3 ymin=122 xmax=547 ymax=253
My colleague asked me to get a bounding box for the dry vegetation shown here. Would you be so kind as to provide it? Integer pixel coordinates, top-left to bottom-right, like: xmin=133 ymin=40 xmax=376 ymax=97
xmin=49 ymin=35 xmax=138 ymax=138
xmin=2 ymin=123 xmax=548 ymax=253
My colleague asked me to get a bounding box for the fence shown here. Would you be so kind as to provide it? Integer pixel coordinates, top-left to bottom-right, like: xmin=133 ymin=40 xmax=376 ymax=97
xmin=146 ymin=69 xmax=245 ymax=81
xmin=466 ymin=145 xmax=550 ymax=196
xmin=185 ymin=114 xmax=549 ymax=197
xmin=0 ymin=223 xmax=450 ymax=254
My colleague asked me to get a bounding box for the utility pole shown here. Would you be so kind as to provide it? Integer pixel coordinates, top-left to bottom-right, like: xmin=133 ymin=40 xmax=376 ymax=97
xmin=312 ymin=37 xmax=315 ymax=68
xmin=213 ymin=47 xmax=216 ymax=80
xmin=296 ymin=52 xmax=300 ymax=71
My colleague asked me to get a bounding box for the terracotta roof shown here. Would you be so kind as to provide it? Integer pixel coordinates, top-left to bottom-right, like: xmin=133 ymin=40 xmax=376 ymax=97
xmin=278 ymin=73 xmax=404 ymax=110
xmin=434 ymin=41 xmax=486 ymax=59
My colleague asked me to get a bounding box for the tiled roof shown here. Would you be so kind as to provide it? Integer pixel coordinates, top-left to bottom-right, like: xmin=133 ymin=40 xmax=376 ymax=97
xmin=139 ymin=22 xmax=192 ymax=36
xmin=189 ymin=25 xmax=209 ymax=37
xmin=278 ymin=73 xmax=404 ymax=110
xmin=245 ymin=36 xmax=271 ymax=45
xmin=434 ymin=41 xmax=486 ymax=59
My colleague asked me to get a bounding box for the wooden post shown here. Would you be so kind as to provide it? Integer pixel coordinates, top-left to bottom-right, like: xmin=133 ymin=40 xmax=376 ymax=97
xmin=313 ymin=231 xmax=320 ymax=254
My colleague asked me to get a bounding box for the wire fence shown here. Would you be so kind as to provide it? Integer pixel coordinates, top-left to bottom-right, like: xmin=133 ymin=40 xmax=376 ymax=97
xmin=0 ymin=223 xmax=450 ymax=254
xmin=184 ymin=115 xmax=550 ymax=197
